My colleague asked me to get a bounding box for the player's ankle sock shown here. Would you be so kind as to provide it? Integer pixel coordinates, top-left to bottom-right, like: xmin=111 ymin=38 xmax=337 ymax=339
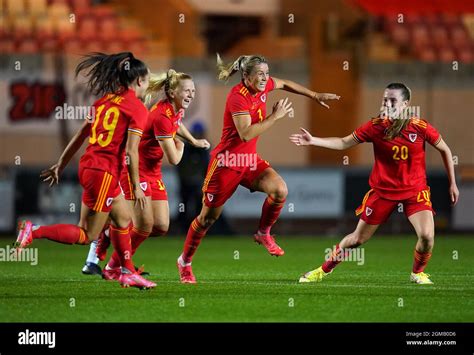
xmin=412 ymin=249 xmax=432 ymax=273
xmin=109 ymin=225 xmax=135 ymax=273
xmin=32 ymin=224 xmax=89 ymax=245
xmin=85 ymin=240 xmax=99 ymax=264
xmin=181 ymin=218 xmax=209 ymax=264
xmin=150 ymin=226 xmax=167 ymax=237
xmin=321 ymin=244 xmax=348 ymax=273
xmin=257 ymin=196 xmax=285 ymax=235
xmin=131 ymin=226 xmax=150 ymax=255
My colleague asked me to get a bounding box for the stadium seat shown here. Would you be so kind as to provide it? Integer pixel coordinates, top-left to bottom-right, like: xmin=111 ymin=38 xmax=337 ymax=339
xmin=456 ymin=46 xmax=474 ymax=63
xmin=63 ymin=37 xmax=83 ymax=54
xmin=438 ymin=45 xmax=456 ymax=63
xmin=4 ymin=0 xmax=26 ymax=15
xmin=450 ymin=25 xmax=471 ymax=49
xmin=432 ymin=26 xmax=450 ymax=49
xmin=415 ymin=45 xmax=437 ymax=62
xmin=390 ymin=24 xmax=410 ymax=46
xmin=99 ymin=17 xmax=120 ymax=41
xmin=0 ymin=38 xmax=15 ymax=53
xmin=77 ymin=17 xmax=97 ymax=41
xmin=411 ymin=23 xmax=431 ymax=48
xmin=27 ymin=0 xmax=47 ymax=17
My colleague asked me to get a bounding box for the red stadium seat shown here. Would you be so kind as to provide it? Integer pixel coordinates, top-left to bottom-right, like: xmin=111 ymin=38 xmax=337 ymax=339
xmin=432 ymin=26 xmax=449 ymax=49
xmin=450 ymin=25 xmax=471 ymax=49
xmin=99 ymin=17 xmax=120 ymax=41
xmin=0 ymin=38 xmax=15 ymax=53
xmin=411 ymin=23 xmax=431 ymax=48
xmin=414 ymin=45 xmax=437 ymax=62
xmin=63 ymin=37 xmax=83 ymax=54
xmin=456 ymin=46 xmax=474 ymax=63
xmin=77 ymin=17 xmax=97 ymax=41
xmin=390 ymin=24 xmax=410 ymax=46
xmin=437 ymin=45 xmax=456 ymax=63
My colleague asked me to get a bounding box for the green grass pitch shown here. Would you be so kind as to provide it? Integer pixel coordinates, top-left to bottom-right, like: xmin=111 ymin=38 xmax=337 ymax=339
xmin=1 ymin=235 xmax=473 ymax=322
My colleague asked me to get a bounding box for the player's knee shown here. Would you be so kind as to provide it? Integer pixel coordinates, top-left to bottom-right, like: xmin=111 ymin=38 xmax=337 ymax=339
xmin=152 ymin=223 xmax=169 ymax=236
xmin=270 ymin=181 xmax=288 ymax=201
xmin=198 ymin=214 xmax=218 ymax=228
xmin=417 ymin=228 xmax=434 ymax=242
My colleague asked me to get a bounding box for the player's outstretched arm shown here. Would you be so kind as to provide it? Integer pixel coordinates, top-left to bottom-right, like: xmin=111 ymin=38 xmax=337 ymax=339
xmin=177 ymin=124 xmax=210 ymax=149
xmin=272 ymin=77 xmax=340 ymax=109
xmin=432 ymin=138 xmax=459 ymax=205
xmin=289 ymin=127 xmax=358 ymax=150
xmin=159 ymin=138 xmax=185 ymax=165
xmin=234 ymin=98 xmax=293 ymax=142
xmin=40 ymin=119 xmax=91 ymax=186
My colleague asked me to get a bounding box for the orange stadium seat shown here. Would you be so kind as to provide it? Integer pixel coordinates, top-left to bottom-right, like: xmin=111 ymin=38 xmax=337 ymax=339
xmin=27 ymin=0 xmax=47 ymax=17
xmin=77 ymin=17 xmax=97 ymax=41
xmin=411 ymin=24 xmax=431 ymax=48
xmin=415 ymin=45 xmax=437 ymax=62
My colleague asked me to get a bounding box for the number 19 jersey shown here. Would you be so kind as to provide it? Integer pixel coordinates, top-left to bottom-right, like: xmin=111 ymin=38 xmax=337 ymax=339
xmin=79 ymin=89 xmax=148 ymax=179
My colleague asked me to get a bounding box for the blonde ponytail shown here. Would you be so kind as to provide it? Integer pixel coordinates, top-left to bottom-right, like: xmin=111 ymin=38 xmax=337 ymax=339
xmin=145 ymin=69 xmax=193 ymax=105
xmin=216 ymin=53 xmax=268 ymax=83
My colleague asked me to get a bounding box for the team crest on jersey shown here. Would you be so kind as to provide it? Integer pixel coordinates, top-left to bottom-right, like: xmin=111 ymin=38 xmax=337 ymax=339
xmin=365 ymin=207 xmax=373 ymax=216
xmin=106 ymin=197 xmax=113 ymax=207
xmin=207 ymin=193 xmax=214 ymax=202
xmin=140 ymin=182 xmax=148 ymax=191
xmin=260 ymin=94 xmax=266 ymax=103
xmin=408 ymin=133 xmax=417 ymax=142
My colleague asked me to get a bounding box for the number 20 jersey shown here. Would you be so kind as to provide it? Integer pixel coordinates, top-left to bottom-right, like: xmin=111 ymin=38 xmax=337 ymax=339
xmin=352 ymin=117 xmax=441 ymax=201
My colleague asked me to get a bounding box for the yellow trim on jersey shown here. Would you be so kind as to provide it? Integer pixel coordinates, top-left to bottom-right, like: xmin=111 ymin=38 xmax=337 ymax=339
xmin=239 ymin=87 xmax=249 ymax=96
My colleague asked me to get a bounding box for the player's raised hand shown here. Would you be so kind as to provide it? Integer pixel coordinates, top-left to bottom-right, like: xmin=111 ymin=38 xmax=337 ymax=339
xmin=313 ymin=92 xmax=340 ymax=109
xmin=272 ymin=97 xmax=293 ymax=120
xmin=194 ymin=139 xmax=211 ymax=150
xmin=449 ymin=184 xmax=459 ymax=206
xmin=289 ymin=127 xmax=314 ymax=146
xmin=40 ymin=163 xmax=61 ymax=187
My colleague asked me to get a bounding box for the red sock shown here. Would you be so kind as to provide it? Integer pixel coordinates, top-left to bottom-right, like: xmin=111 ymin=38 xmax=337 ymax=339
xmin=107 ymin=226 xmax=149 ymax=268
xmin=321 ymin=244 xmax=348 ymax=273
xmin=150 ymin=226 xmax=167 ymax=237
xmin=412 ymin=249 xmax=432 ymax=273
xmin=181 ymin=218 xmax=209 ymax=264
xmin=258 ymin=196 xmax=285 ymax=235
xmin=108 ymin=225 xmax=135 ymax=273
xmin=32 ymin=224 xmax=89 ymax=245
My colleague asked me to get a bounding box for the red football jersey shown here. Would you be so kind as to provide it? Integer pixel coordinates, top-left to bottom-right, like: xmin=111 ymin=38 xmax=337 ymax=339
xmin=352 ymin=117 xmax=441 ymax=200
xmin=79 ymin=89 xmax=148 ymax=179
xmin=138 ymin=99 xmax=182 ymax=178
xmin=211 ymin=77 xmax=275 ymax=167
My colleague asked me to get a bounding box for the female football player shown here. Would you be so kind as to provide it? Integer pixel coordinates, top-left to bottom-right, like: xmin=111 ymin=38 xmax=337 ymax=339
xmin=290 ymin=83 xmax=459 ymax=285
xmin=177 ymin=54 xmax=340 ymax=283
xmin=16 ymin=52 xmax=156 ymax=289
xmin=94 ymin=70 xmax=211 ymax=280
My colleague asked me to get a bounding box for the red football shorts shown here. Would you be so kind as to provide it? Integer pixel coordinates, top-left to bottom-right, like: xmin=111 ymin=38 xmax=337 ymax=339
xmin=355 ymin=187 xmax=435 ymax=225
xmin=79 ymin=167 xmax=121 ymax=213
xmin=119 ymin=172 xmax=167 ymax=201
xmin=202 ymin=155 xmax=271 ymax=208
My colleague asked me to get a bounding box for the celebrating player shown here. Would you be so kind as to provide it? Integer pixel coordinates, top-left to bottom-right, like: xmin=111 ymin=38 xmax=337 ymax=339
xmin=176 ymin=54 xmax=340 ymax=283
xmin=290 ymin=83 xmax=459 ymax=285
xmin=15 ymin=52 xmax=156 ymax=289
xmin=84 ymin=70 xmax=211 ymax=280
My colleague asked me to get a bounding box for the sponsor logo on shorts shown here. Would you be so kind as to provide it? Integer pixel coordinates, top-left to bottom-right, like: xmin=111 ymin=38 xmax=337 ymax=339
xmin=106 ymin=197 xmax=113 ymax=207
xmin=409 ymin=133 xmax=417 ymax=142
xmin=207 ymin=193 xmax=214 ymax=202
xmin=140 ymin=182 xmax=148 ymax=191
xmin=365 ymin=207 xmax=373 ymax=216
